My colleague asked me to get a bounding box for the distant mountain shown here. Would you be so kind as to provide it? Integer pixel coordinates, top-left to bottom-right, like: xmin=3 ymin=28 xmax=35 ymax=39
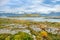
xmin=40 ymin=12 xmax=60 ymax=16
xmin=47 ymin=12 xmax=60 ymax=16
xmin=0 ymin=13 xmax=24 ymax=17
xmin=0 ymin=13 xmax=40 ymax=17
xmin=0 ymin=12 xmax=60 ymax=17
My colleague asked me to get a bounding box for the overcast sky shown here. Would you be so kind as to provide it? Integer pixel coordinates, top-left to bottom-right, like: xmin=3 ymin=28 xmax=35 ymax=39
xmin=0 ymin=0 xmax=60 ymax=14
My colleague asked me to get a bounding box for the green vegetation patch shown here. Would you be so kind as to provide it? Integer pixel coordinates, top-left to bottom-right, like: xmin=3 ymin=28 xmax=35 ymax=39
xmin=0 ymin=32 xmax=33 ymax=40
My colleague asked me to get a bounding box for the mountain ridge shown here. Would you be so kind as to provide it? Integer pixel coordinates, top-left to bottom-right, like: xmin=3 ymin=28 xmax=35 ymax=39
xmin=0 ymin=12 xmax=60 ymax=17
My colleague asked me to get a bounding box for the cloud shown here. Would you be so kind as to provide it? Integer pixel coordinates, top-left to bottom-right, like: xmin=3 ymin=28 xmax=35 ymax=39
xmin=51 ymin=0 xmax=60 ymax=4
xmin=0 ymin=0 xmax=10 ymax=6
xmin=52 ymin=0 xmax=60 ymax=2
xmin=53 ymin=5 xmax=60 ymax=12
xmin=0 ymin=0 xmax=60 ymax=14
xmin=24 ymin=4 xmax=60 ymax=14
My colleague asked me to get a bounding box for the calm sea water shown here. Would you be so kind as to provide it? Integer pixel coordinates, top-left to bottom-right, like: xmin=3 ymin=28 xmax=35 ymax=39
xmin=0 ymin=16 xmax=60 ymax=22
xmin=9 ymin=17 xmax=60 ymax=22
